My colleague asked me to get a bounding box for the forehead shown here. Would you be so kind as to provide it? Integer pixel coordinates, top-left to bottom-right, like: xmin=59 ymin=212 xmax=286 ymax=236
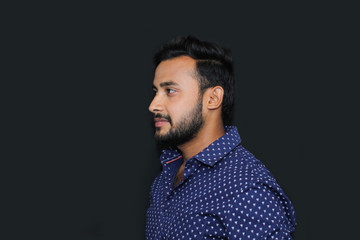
xmin=153 ymin=56 xmax=199 ymax=88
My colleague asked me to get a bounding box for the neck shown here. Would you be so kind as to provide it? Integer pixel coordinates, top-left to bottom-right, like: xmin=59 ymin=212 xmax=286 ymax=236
xmin=177 ymin=121 xmax=225 ymax=162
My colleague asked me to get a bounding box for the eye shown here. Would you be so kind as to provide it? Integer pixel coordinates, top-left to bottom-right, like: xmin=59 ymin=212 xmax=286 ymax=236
xmin=167 ymin=89 xmax=176 ymax=95
xmin=152 ymin=89 xmax=158 ymax=96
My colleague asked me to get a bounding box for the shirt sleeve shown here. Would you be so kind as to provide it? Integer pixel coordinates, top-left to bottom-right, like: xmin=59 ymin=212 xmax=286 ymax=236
xmin=223 ymin=182 xmax=295 ymax=240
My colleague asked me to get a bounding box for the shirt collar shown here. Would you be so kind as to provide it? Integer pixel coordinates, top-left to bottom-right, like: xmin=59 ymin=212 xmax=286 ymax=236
xmin=160 ymin=126 xmax=242 ymax=167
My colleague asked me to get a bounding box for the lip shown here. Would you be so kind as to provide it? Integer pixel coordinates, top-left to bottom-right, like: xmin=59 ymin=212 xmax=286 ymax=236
xmin=154 ymin=118 xmax=169 ymax=127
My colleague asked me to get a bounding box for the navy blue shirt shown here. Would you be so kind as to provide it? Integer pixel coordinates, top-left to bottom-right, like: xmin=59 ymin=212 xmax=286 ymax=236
xmin=146 ymin=126 xmax=296 ymax=239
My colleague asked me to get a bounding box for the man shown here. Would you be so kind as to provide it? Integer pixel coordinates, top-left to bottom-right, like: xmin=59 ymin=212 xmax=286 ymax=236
xmin=146 ymin=36 xmax=296 ymax=239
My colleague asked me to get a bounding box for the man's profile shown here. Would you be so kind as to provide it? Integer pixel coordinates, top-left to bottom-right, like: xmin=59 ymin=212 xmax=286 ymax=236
xmin=146 ymin=36 xmax=296 ymax=239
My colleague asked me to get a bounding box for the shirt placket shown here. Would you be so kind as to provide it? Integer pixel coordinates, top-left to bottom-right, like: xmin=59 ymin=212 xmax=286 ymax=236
xmin=160 ymin=158 xmax=182 ymax=237
xmin=175 ymin=159 xmax=201 ymax=190
xmin=163 ymin=160 xmax=202 ymax=238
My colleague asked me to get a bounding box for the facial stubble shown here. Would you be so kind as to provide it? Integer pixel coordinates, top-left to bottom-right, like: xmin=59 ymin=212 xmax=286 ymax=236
xmin=154 ymin=98 xmax=204 ymax=149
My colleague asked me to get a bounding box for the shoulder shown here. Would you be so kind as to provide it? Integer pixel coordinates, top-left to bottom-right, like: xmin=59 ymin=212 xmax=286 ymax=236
xmin=217 ymin=145 xmax=297 ymax=231
xmin=215 ymin=145 xmax=276 ymax=191
xmin=215 ymin=145 xmax=294 ymax=212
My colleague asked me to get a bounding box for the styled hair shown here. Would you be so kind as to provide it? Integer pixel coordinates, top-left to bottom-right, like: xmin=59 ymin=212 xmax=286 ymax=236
xmin=154 ymin=35 xmax=235 ymax=125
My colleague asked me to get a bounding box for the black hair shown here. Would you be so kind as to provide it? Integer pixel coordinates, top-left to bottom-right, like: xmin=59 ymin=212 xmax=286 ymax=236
xmin=153 ymin=35 xmax=235 ymax=125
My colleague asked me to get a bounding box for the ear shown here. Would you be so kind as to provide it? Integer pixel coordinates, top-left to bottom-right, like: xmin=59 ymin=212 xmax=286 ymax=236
xmin=206 ymin=86 xmax=224 ymax=110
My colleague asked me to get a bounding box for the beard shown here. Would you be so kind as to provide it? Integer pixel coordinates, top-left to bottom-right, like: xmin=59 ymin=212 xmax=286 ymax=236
xmin=154 ymin=99 xmax=204 ymax=149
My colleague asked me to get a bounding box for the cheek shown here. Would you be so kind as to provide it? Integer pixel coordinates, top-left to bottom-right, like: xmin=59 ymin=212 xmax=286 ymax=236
xmin=167 ymin=93 xmax=200 ymax=122
xmin=168 ymin=105 xmax=190 ymax=125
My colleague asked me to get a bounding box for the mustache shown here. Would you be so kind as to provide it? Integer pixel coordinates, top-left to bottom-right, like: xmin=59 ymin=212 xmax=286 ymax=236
xmin=154 ymin=114 xmax=172 ymax=125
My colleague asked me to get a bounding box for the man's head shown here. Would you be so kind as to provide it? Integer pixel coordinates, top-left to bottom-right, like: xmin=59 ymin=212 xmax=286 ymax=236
xmin=149 ymin=36 xmax=235 ymax=148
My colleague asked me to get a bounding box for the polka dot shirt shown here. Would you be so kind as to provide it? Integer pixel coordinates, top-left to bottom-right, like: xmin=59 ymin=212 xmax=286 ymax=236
xmin=146 ymin=126 xmax=296 ymax=239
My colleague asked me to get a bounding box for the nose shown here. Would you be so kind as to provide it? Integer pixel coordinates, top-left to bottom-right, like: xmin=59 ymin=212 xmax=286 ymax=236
xmin=148 ymin=94 xmax=163 ymax=114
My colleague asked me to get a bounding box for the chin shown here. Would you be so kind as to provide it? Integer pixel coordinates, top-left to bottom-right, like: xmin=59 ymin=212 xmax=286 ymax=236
xmin=157 ymin=126 xmax=171 ymax=134
xmin=155 ymin=130 xmax=167 ymax=138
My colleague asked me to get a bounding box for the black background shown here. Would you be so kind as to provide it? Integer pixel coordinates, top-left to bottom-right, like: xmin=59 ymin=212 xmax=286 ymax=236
xmin=4 ymin=1 xmax=359 ymax=239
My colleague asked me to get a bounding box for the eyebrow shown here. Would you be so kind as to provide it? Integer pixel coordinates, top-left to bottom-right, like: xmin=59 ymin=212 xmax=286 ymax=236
xmin=153 ymin=81 xmax=179 ymax=89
